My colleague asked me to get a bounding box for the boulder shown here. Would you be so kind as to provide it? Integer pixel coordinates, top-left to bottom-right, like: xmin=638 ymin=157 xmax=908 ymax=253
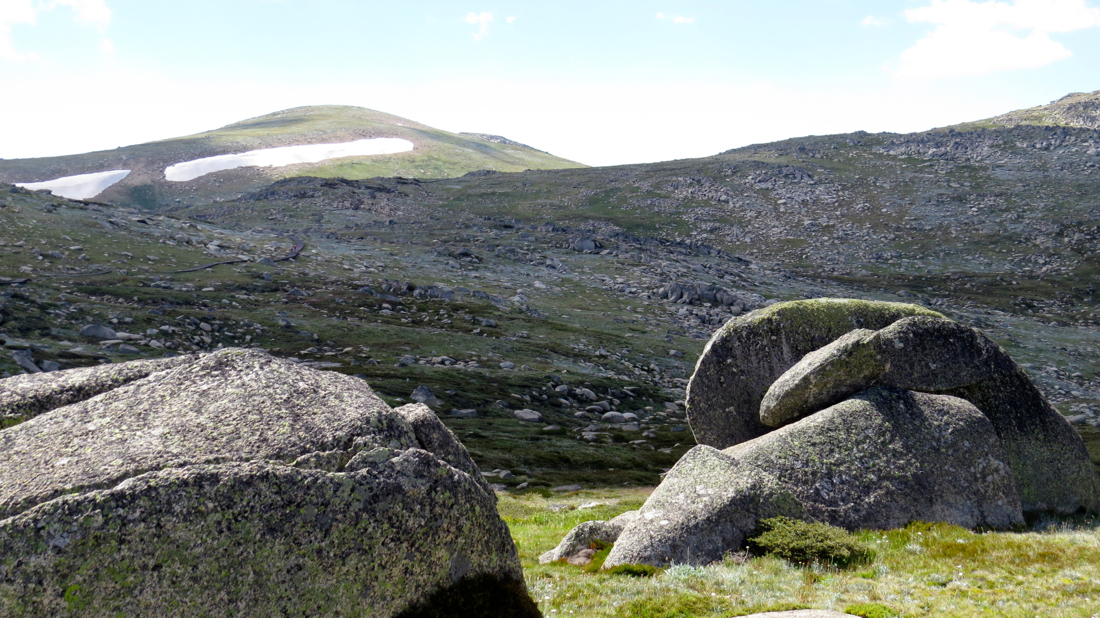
xmin=0 ymin=348 xmax=536 ymax=617
xmin=514 ymin=409 xmax=543 ymax=423
xmin=10 ymin=350 xmax=39 ymax=374
xmin=730 ymin=387 xmax=1023 ymax=531
xmin=687 ymin=299 xmax=941 ymax=449
xmin=538 ymin=510 xmax=640 ymax=564
xmin=410 ymin=384 xmax=442 ymax=408
xmin=78 ymin=324 xmax=117 ymax=340
xmin=602 ymin=445 xmax=805 ymax=568
xmin=760 ymin=316 xmax=1100 ymax=514
xmin=1 ymin=355 xmax=195 ymax=429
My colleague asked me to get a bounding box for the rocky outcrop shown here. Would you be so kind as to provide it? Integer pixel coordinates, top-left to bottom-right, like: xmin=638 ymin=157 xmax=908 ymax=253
xmin=686 ymin=299 xmax=942 ymax=449
xmin=760 ymin=317 xmax=1100 ymax=514
xmin=0 ymin=349 xmax=536 ymax=617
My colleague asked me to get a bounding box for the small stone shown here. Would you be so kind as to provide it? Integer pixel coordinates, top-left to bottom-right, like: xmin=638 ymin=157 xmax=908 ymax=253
xmin=119 ymin=344 xmax=140 ymax=355
xmin=80 ymin=324 xmax=117 ymax=340
xmin=499 ymin=361 xmax=515 ymax=370
xmin=601 ymin=412 xmax=626 ymax=424
xmin=514 ymin=409 xmax=543 ymax=422
xmin=448 ymin=409 xmax=478 ymax=419
xmin=551 ymin=484 xmax=583 ymax=492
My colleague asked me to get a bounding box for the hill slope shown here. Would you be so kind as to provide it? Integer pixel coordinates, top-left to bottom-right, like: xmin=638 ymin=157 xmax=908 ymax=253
xmin=0 ymin=106 xmax=584 ymax=207
xmin=2 ymin=92 xmax=1099 ymax=487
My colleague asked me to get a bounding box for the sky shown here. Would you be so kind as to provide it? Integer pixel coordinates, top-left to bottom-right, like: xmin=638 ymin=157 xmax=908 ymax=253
xmin=1 ymin=0 xmax=1099 ymax=167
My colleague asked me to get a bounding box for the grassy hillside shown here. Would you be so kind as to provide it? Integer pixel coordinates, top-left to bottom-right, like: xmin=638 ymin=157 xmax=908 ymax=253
xmin=0 ymin=106 xmax=585 ymax=207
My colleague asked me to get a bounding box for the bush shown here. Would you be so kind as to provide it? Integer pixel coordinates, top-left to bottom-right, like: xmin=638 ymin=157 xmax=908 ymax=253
xmin=747 ymin=516 xmax=874 ymax=568
xmin=844 ymin=602 xmax=900 ymax=618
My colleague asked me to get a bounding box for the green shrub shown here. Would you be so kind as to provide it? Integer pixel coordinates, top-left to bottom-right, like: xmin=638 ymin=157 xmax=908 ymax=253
xmin=604 ymin=563 xmax=661 ymax=577
xmin=844 ymin=602 xmax=901 ymax=618
xmin=747 ymin=516 xmax=874 ymax=568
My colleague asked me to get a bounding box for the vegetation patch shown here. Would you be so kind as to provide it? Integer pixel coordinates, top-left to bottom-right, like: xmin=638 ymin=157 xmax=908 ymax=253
xmin=747 ymin=516 xmax=875 ymax=569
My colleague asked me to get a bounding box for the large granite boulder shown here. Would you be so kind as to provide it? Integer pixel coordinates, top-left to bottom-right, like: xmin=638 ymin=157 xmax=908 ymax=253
xmin=601 ymin=445 xmax=805 ymax=568
xmin=0 ymin=355 xmax=195 ymax=429
xmin=686 ymin=299 xmax=942 ymax=449
xmin=593 ymin=387 xmax=1021 ymax=568
xmin=760 ymin=316 xmax=1100 ymax=514
xmin=730 ymin=387 xmax=1023 ymax=531
xmin=0 ymin=348 xmax=537 ymax=617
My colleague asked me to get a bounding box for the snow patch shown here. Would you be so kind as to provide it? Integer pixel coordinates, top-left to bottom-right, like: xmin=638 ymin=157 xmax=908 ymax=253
xmin=15 ymin=170 xmax=131 ymax=200
xmin=164 ymin=138 xmax=415 ymax=182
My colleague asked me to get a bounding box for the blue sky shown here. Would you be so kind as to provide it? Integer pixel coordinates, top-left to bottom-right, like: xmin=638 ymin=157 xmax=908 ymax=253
xmin=2 ymin=0 xmax=1099 ymax=165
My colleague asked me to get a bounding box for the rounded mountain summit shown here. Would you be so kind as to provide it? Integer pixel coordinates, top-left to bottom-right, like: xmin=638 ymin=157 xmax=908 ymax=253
xmin=0 ymin=106 xmax=585 ymax=207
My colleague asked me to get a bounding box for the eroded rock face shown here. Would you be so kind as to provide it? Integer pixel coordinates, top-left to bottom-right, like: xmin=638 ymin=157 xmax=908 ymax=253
xmin=0 ymin=349 xmax=536 ymax=617
xmin=760 ymin=316 xmax=1100 ymax=514
xmin=732 ymin=387 xmax=1023 ymax=531
xmin=602 ymin=445 xmax=805 ymax=569
xmin=686 ymin=299 xmax=942 ymax=449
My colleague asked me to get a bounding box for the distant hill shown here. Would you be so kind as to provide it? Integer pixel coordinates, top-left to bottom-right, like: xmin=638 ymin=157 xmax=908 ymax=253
xmin=952 ymin=90 xmax=1100 ymax=132
xmin=0 ymin=106 xmax=585 ymax=207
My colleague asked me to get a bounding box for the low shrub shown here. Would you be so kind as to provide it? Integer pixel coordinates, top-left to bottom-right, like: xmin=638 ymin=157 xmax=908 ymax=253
xmin=747 ymin=516 xmax=874 ymax=568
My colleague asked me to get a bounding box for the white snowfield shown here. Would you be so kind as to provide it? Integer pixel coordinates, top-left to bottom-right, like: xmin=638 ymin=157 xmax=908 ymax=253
xmin=164 ymin=138 xmax=415 ymax=182
xmin=15 ymin=170 xmax=131 ymax=200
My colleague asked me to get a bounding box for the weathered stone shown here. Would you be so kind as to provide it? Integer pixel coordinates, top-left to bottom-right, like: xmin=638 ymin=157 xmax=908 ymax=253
xmin=79 ymin=324 xmax=117 ymax=340
xmin=538 ymin=510 xmax=640 ymax=564
xmin=601 ymin=411 xmax=626 ymax=424
xmin=0 ymin=349 xmax=535 ymax=616
xmin=514 ymin=409 xmax=543 ymax=422
xmin=730 ymin=387 xmax=1023 ymax=530
xmin=10 ymin=350 xmax=39 ymax=374
xmin=760 ymin=316 xmax=1100 ymax=514
xmin=602 ymin=445 xmax=804 ymax=568
xmin=394 ymin=403 xmax=495 ymax=498
xmin=0 ymin=355 xmax=195 ymax=429
xmin=410 ymin=384 xmax=442 ymax=408
xmin=686 ymin=298 xmax=941 ymax=449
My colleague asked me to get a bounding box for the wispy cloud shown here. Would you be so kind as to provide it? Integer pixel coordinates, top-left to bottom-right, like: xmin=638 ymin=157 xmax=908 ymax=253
xmin=52 ymin=0 xmax=112 ymax=30
xmin=1 ymin=0 xmax=113 ymax=61
xmin=861 ymin=15 xmax=887 ymax=27
xmin=464 ymin=11 xmax=493 ymax=40
xmin=895 ymin=0 xmax=1100 ymax=80
xmin=506 ymin=15 xmax=516 ymax=24
xmin=0 ymin=0 xmax=37 ymax=61
xmin=656 ymin=12 xmax=695 ymax=24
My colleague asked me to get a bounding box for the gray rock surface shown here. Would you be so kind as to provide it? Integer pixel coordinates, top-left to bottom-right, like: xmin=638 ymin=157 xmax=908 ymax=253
xmin=410 ymin=384 xmax=442 ymax=407
xmin=394 ymin=403 xmax=495 ymax=498
xmin=10 ymin=350 xmax=39 ymax=374
xmin=687 ymin=299 xmax=941 ymax=449
xmin=514 ymin=409 xmax=543 ymax=422
xmin=760 ymin=316 xmax=1100 ymax=514
xmin=730 ymin=387 xmax=1023 ymax=530
xmin=78 ymin=324 xmax=117 ymax=340
xmin=0 ymin=349 xmax=534 ymax=616
xmin=538 ymin=510 xmax=640 ymax=564
xmin=603 ymin=445 xmax=804 ymax=568
xmin=0 ymin=355 xmax=195 ymax=429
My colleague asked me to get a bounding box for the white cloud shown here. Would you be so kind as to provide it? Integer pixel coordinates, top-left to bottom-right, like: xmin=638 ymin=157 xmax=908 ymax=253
xmin=656 ymin=12 xmax=694 ymax=24
xmin=99 ymin=36 xmax=113 ymax=55
xmin=861 ymin=15 xmax=887 ymax=26
xmin=0 ymin=0 xmax=37 ymax=61
xmin=464 ymin=11 xmax=493 ymax=40
xmin=51 ymin=0 xmax=111 ymax=29
xmin=506 ymin=15 xmax=516 ymax=24
xmin=896 ymin=0 xmax=1100 ymax=80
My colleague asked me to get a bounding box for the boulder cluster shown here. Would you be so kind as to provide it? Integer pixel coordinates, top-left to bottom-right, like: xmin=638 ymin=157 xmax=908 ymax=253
xmin=543 ymin=299 xmax=1100 ymax=568
xmin=0 ymin=349 xmax=538 ymax=617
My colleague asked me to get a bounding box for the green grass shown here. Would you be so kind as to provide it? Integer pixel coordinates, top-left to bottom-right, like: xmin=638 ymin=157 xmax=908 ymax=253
xmin=501 ymin=488 xmax=1100 ymax=617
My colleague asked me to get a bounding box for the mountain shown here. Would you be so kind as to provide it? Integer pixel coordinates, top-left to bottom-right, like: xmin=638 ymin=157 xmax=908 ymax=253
xmin=2 ymin=93 xmax=1099 ymax=486
xmin=0 ymin=106 xmax=584 ymax=207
